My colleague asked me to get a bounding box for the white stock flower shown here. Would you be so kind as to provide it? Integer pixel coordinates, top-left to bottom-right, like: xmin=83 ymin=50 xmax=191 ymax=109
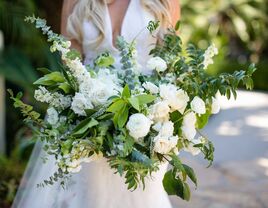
xmin=153 ymin=135 xmax=178 ymax=154
xmin=34 ymin=86 xmax=52 ymax=103
xmin=142 ymin=82 xmax=159 ymax=94
xmin=71 ymin=93 xmax=93 ymax=116
xmin=34 ymin=86 xmax=71 ymax=110
xmin=147 ymin=56 xmax=167 ymax=72
xmin=46 ymin=107 xmax=59 ymax=125
xmin=191 ymin=96 xmax=206 ymax=115
xmin=159 ymin=84 xmax=189 ymax=113
xmin=150 ymin=101 xmax=170 ymax=122
xmin=203 ymin=43 xmax=218 ymax=69
xmin=211 ymin=97 xmax=220 ymax=114
xmin=126 ymin=113 xmax=152 ymax=141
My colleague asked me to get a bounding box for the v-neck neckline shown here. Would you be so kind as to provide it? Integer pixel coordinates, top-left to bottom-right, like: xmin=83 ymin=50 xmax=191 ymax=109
xmin=105 ymin=0 xmax=133 ymax=50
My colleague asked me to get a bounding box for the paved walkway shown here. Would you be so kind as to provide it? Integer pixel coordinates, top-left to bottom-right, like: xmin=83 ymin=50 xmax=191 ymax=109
xmin=171 ymin=91 xmax=268 ymax=208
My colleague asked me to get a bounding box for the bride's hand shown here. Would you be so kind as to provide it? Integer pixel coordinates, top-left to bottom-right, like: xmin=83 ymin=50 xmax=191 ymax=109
xmin=61 ymin=0 xmax=83 ymax=55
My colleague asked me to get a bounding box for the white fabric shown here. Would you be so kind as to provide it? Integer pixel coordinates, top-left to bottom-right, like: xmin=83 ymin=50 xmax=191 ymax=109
xmin=12 ymin=1 xmax=172 ymax=207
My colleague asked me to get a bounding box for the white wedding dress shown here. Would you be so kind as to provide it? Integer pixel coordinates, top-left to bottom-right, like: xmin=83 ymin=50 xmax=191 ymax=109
xmin=12 ymin=1 xmax=172 ymax=207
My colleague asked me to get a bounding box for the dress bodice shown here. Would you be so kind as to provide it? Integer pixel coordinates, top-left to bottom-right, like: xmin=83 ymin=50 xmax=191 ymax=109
xmin=82 ymin=0 xmax=157 ymax=75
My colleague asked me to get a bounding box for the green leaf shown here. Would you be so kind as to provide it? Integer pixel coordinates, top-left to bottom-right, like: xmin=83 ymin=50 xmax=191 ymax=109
xmin=94 ymin=53 xmax=115 ymax=67
xmin=183 ymin=182 xmax=191 ymax=201
xmin=34 ymin=72 xmax=65 ymax=86
xmin=107 ymin=99 xmax=126 ymax=113
xmin=118 ymin=106 xmax=129 ymax=128
xmin=72 ymin=118 xmax=98 ymax=136
xmin=175 ymin=20 xmax=181 ymax=31
xmin=122 ymin=85 xmax=131 ymax=98
xmin=163 ymin=170 xmax=183 ymax=196
xmin=37 ymin=67 xmax=52 ymax=75
xmin=170 ymin=154 xmax=185 ymax=172
xmin=182 ymin=164 xmax=197 ymax=187
xmin=136 ymin=94 xmax=156 ymax=105
xmin=58 ymin=82 xmax=71 ymax=94
xmin=247 ymin=63 xmax=257 ymax=76
xmin=196 ymin=111 xmax=210 ymax=129
xmin=66 ymin=49 xmax=82 ymax=60
xmin=85 ymin=109 xmax=98 ymax=117
xmin=128 ymin=97 xmax=140 ymax=111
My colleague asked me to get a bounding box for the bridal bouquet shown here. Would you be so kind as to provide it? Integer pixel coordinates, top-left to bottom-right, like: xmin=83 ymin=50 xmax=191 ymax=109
xmin=9 ymin=16 xmax=256 ymax=201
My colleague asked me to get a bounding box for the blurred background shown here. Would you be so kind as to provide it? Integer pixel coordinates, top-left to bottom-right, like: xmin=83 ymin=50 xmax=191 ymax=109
xmin=0 ymin=0 xmax=267 ymax=207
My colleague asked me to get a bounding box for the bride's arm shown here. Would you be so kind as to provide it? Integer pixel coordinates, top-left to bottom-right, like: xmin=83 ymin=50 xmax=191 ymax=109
xmin=169 ymin=0 xmax=181 ymax=27
xmin=61 ymin=0 xmax=82 ymax=54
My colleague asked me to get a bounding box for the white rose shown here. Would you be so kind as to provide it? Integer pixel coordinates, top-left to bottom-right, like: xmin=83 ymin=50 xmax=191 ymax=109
xmin=142 ymin=82 xmax=159 ymax=94
xmin=159 ymin=121 xmax=174 ymax=137
xmin=159 ymin=84 xmax=189 ymax=113
xmin=170 ymin=89 xmax=189 ymax=113
xmin=147 ymin=56 xmax=167 ymax=72
xmin=211 ymin=97 xmax=220 ymax=114
xmin=182 ymin=112 xmax=196 ymax=127
xmin=126 ymin=113 xmax=152 ymax=140
xmin=71 ymin=93 xmax=93 ymax=116
xmin=191 ymin=96 xmax=206 ymax=114
xmin=150 ymin=101 xmax=170 ymax=122
xmin=46 ymin=107 xmax=59 ymax=125
xmin=159 ymin=84 xmax=177 ymax=100
xmin=89 ymin=79 xmax=119 ymax=106
xmin=181 ymin=125 xmax=196 ymax=141
xmin=153 ymin=135 xmax=178 ymax=154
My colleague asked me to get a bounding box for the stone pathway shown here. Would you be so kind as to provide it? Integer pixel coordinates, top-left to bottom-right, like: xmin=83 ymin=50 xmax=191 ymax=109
xmin=170 ymin=91 xmax=268 ymax=208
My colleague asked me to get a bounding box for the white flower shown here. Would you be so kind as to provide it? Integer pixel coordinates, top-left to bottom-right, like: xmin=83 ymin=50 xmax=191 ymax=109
xmin=159 ymin=121 xmax=174 ymax=137
xmin=153 ymin=135 xmax=178 ymax=154
xmin=150 ymin=101 xmax=170 ymax=122
xmin=181 ymin=112 xmax=197 ymax=141
xmin=191 ymin=96 xmax=206 ymax=115
xmin=46 ymin=107 xmax=59 ymax=125
xmin=181 ymin=125 xmax=196 ymax=141
xmin=89 ymin=80 xmax=118 ymax=106
xmin=66 ymin=159 xmax=82 ymax=173
xmin=126 ymin=113 xmax=152 ymax=141
xmin=34 ymin=86 xmax=71 ymax=110
xmin=183 ymin=112 xmax=196 ymax=127
xmin=71 ymin=93 xmax=93 ymax=116
xmin=147 ymin=56 xmax=167 ymax=72
xmin=142 ymin=82 xmax=159 ymax=94
xmin=34 ymin=86 xmax=52 ymax=103
xmin=152 ymin=122 xmax=162 ymax=132
xmin=159 ymin=84 xmax=189 ymax=113
xmin=170 ymin=89 xmax=189 ymax=113
xmin=202 ymin=43 xmax=218 ymax=69
xmin=211 ymin=97 xmax=220 ymax=114
xmin=184 ymin=137 xmax=203 ymax=156
xmin=159 ymin=84 xmax=177 ymax=100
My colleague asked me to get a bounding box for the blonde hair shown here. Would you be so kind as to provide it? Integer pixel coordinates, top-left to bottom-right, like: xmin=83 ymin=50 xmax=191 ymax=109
xmin=67 ymin=0 xmax=171 ymax=46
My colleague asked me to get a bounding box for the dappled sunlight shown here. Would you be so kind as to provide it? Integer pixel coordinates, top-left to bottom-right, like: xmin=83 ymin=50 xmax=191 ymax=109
xmin=246 ymin=114 xmax=268 ymax=129
xmin=216 ymin=121 xmax=242 ymax=136
xmin=257 ymin=158 xmax=268 ymax=177
xmin=219 ymin=91 xmax=268 ymax=109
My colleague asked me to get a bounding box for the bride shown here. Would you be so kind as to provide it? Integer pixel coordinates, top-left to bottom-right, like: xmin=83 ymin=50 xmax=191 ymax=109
xmin=12 ymin=0 xmax=180 ymax=207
